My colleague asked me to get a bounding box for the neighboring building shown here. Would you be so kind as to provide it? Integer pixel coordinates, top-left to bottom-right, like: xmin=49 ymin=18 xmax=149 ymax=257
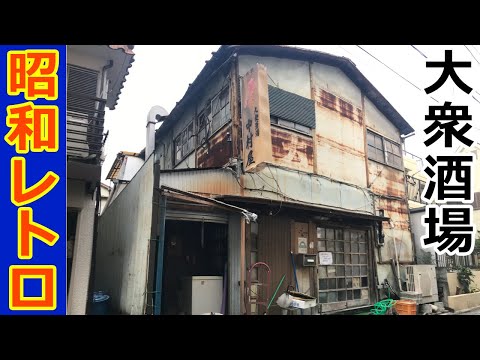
xmin=456 ymin=143 xmax=480 ymax=266
xmin=405 ymin=146 xmax=478 ymax=269
xmin=103 ymin=151 xmax=144 ymax=209
xmin=96 ymin=45 xmax=416 ymax=315
xmin=100 ymin=183 xmax=111 ymax=215
xmin=66 ymin=45 xmax=135 ymax=315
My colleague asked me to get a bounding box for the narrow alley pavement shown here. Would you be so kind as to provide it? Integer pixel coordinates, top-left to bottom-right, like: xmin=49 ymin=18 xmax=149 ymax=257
xmin=442 ymin=307 xmax=480 ymax=315
xmin=458 ymin=307 xmax=480 ymax=315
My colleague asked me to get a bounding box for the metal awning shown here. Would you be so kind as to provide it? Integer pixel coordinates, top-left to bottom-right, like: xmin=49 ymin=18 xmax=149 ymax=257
xmin=217 ymin=195 xmax=390 ymax=222
xmin=159 ymin=186 xmax=258 ymax=223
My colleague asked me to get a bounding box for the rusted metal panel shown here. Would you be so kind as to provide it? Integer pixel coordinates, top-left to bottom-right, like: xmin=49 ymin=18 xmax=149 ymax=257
xmin=158 ymin=163 xmax=375 ymax=216
xmin=197 ymin=125 xmax=232 ymax=168
xmin=158 ymin=168 xmax=240 ymax=196
xmin=313 ymin=86 xmax=367 ymax=188
xmin=311 ymin=62 xmax=363 ymax=109
xmin=369 ymin=159 xmax=412 ymax=262
xmin=257 ymin=214 xmax=294 ymax=315
xmin=271 ymin=127 xmax=313 ymax=173
xmin=375 ymin=196 xmax=413 ymax=262
xmin=243 ymin=165 xmax=375 ymax=216
xmin=368 ymin=161 xmax=406 ymax=198
xmin=315 ymin=88 xmax=363 ymax=125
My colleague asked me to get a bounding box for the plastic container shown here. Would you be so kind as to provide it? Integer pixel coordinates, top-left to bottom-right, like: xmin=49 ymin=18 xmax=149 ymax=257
xmin=395 ymin=299 xmax=417 ymax=315
xmin=91 ymin=291 xmax=110 ymax=315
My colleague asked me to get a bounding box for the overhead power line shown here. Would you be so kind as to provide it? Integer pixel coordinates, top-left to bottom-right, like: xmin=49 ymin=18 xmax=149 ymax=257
xmin=356 ymin=45 xmax=439 ymax=103
xmin=410 ymin=45 xmax=480 ymax=101
xmin=411 ymin=45 xmax=428 ymax=59
xmin=464 ymin=45 xmax=480 ymax=65
xmin=471 ymin=45 xmax=480 ymax=58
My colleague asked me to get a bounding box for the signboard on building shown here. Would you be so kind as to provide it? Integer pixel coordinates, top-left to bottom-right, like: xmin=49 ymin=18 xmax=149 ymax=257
xmin=241 ymin=64 xmax=273 ymax=172
xmin=318 ymin=252 xmax=333 ymax=265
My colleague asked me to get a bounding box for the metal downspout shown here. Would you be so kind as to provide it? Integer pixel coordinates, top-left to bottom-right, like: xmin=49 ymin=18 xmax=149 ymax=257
xmin=400 ymin=135 xmax=417 ymax=264
xmin=86 ymin=181 xmax=101 ymax=314
xmin=84 ymin=60 xmax=114 ymax=314
xmin=154 ymin=195 xmax=167 ymax=315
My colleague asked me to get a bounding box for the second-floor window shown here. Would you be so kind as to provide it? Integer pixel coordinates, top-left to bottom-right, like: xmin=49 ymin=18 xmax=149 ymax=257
xmin=367 ymin=130 xmax=403 ymax=170
xmin=195 ymin=85 xmax=231 ymax=147
xmin=174 ymin=122 xmax=194 ymax=165
xmin=268 ymin=85 xmax=315 ymax=135
xmin=197 ymin=104 xmax=211 ymax=146
xmin=211 ymin=86 xmax=230 ymax=133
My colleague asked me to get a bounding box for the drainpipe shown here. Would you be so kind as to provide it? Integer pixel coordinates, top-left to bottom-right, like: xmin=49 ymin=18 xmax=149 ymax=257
xmin=391 ymin=221 xmax=403 ymax=293
xmin=101 ymin=60 xmax=114 ymax=99
xmin=86 ymin=181 xmax=101 ymax=314
xmin=154 ymin=195 xmax=167 ymax=315
xmin=400 ymin=134 xmax=417 ymax=264
xmin=400 ymin=131 xmax=415 ymax=152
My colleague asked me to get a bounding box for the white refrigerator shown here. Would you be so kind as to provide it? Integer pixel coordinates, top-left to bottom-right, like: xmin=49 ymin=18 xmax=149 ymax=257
xmin=182 ymin=276 xmax=223 ymax=315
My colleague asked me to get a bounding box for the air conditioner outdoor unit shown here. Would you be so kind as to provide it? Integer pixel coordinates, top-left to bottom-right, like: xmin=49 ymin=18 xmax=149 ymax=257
xmin=400 ymin=265 xmax=439 ymax=304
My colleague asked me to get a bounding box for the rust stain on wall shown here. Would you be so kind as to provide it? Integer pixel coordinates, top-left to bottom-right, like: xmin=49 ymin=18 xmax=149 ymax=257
xmin=339 ymin=98 xmax=354 ymax=121
xmin=319 ymin=89 xmax=336 ymax=111
xmin=316 ymin=134 xmax=364 ymax=158
xmin=376 ymin=193 xmax=410 ymax=231
xmin=317 ymin=89 xmax=362 ymax=124
xmin=368 ymin=162 xmax=406 ymax=198
xmin=197 ymin=125 xmax=232 ymax=168
xmin=271 ymin=127 xmax=313 ymax=172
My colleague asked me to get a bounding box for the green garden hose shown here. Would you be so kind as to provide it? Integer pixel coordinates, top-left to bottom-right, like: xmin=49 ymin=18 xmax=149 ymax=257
xmin=370 ymin=299 xmax=396 ymax=315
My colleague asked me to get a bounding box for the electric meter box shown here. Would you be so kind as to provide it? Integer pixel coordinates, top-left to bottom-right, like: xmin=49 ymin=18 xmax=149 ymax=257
xmin=302 ymin=254 xmax=317 ymax=267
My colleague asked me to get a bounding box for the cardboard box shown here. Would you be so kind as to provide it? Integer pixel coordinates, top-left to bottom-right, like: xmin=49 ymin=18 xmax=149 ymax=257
xmin=286 ymin=291 xmax=317 ymax=309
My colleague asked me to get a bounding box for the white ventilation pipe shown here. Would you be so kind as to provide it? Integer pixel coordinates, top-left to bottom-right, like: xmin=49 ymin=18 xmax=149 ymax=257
xmin=146 ymin=105 xmax=169 ymax=159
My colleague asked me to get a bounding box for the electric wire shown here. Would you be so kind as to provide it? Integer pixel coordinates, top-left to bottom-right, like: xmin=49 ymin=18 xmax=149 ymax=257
xmin=410 ymin=45 xmax=427 ymax=59
xmin=356 ymin=45 xmax=439 ymax=103
xmin=464 ymin=45 xmax=480 ymax=65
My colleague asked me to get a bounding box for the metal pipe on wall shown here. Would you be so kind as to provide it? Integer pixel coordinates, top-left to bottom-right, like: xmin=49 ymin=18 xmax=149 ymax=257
xmin=85 ymin=181 xmax=101 ymax=314
xmin=154 ymin=195 xmax=167 ymax=315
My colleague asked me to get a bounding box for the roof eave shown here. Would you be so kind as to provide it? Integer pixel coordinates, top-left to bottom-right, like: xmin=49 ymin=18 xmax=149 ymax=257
xmin=106 ymin=45 xmax=135 ymax=110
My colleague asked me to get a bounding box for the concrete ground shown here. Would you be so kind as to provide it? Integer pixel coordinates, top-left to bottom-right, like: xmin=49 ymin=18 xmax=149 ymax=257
xmin=441 ymin=306 xmax=480 ymax=315
xmin=457 ymin=307 xmax=480 ymax=315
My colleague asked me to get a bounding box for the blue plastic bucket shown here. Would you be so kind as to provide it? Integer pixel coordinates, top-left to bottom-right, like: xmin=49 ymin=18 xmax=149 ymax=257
xmin=91 ymin=291 xmax=110 ymax=315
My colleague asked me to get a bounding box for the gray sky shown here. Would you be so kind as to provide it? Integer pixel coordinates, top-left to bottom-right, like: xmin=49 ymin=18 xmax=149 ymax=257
xmin=102 ymin=45 xmax=480 ymax=185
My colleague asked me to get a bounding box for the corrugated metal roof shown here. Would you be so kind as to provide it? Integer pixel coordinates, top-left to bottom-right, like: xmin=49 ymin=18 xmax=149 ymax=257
xmin=269 ymin=85 xmax=315 ymax=128
xmin=158 ymin=168 xmax=240 ymax=196
xmin=106 ymin=151 xmax=141 ymax=180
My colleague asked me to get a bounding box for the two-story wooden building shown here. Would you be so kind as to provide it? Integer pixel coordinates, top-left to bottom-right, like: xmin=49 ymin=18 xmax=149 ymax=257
xmin=96 ymin=45 xmax=415 ymax=315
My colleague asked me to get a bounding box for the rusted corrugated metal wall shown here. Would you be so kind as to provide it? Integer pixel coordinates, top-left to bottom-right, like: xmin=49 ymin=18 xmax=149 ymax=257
xmin=158 ymin=168 xmax=240 ymax=196
xmin=257 ymin=214 xmax=293 ymax=315
xmin=197 ymin=125 xmax=232 ymax=168
xmin=313 ymin=86 xmax=367 ymax=188
xmin=271 ymin=127 xmax=313 ymax=173
xmin=228 ymin=214 xmax=242 ymax=315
